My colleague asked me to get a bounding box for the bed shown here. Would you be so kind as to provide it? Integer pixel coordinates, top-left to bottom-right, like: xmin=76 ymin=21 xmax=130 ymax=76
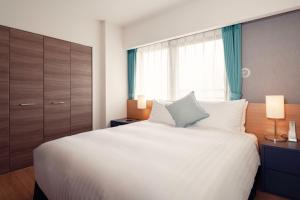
xmin=34 ymin=121 xmax=260 ymax=200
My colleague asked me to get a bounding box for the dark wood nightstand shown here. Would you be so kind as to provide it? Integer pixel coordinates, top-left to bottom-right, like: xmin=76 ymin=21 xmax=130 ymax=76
xmin=260 ymin=139 xmax=300 ymax=199
xmin=110 ymin=118 xmax=141 ymax=127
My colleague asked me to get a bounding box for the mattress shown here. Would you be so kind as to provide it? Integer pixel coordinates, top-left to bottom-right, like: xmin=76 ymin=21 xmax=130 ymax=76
xmin=34 ymin=121 xmax=260 ymax=200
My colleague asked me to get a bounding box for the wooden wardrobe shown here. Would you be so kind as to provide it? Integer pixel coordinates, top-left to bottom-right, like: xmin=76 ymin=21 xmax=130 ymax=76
xmin=0 ymin=26 xmax=9 ymax=174
xmin=0 ymin=26 xmax=92 ymax=173
xmin=70 ymin=43 xmax=92 ymax=134
xmin=44 ymin=37 xmax=71 ymax=141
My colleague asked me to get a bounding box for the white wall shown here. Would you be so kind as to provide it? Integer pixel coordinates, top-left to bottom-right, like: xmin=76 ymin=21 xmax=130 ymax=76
xmin=104 ymin=22 xmax=127 ymax=126
xmin=123 ymin=0 xmax=300 ymax=49
xmin=0 ymin=1 xmax=109 ymax=129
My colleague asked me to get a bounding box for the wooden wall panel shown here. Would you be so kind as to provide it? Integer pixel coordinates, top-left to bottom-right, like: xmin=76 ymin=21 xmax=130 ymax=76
xmin=245 ymin=103 xmax=300 ymax=143
xmin=44 ymin=37 xmax=70 ymax=141
xmin=10 ymin=29 xmax=44 ymax=170
xmin=0 ymin=26 xmax=9 ymax=174
xmin=71 ymin=43 xmax=92 ymax=134
xmin=128 ymin=100 xmax=300 ymax=143
xmin=127 ymin=100 xmax=153 ymax=120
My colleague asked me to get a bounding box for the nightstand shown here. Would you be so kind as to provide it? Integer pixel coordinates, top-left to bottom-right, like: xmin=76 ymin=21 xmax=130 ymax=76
xmin=260 ymin=140 xmax=300 ymax=199
xmin=110 ymin=118 xmax=141 ymax=127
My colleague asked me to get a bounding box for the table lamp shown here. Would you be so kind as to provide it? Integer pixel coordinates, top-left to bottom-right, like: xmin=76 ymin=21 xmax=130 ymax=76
xmin=137 ymin=95 xmax=146 ymax=109
xmin=265 ymin=95 xmax=286 ymax=142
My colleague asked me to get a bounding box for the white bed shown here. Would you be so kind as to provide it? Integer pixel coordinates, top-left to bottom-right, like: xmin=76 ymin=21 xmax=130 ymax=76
xmin=34 ymin=121 xmax=260 ymax=200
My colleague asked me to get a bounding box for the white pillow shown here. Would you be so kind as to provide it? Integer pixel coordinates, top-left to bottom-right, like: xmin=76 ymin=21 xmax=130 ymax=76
xmin=148 ymin=100 xmax=175 ymax=126
xmin=194 ymin=99 xmax=247 ymax=132
xmin=241 ymin=101 xmax=248 ymax=132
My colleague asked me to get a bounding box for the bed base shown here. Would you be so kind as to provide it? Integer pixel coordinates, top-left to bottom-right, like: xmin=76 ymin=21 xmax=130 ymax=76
xmin=248 ymin=181 xmax=257 ymax=200
xmin=33 ymin=181 xmax=257 ymax=200
xmin=33 ymin=182 xmax=48 ymax=200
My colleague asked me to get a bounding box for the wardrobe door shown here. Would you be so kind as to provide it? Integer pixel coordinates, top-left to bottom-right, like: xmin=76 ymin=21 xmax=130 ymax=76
xmin=0 ymin=26 xmax=9 ymax=174
xmin=10 ymin=29 xmax=44 ymax=170
xmin=71 ymin=43 xmax=92 ymax=134
xmin=44 ymin=37 xmax=70 ymax=141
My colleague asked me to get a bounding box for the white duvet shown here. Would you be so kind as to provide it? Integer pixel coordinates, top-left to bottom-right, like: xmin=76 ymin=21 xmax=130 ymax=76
xmin=34 ymin=121 xmax=260 ymax=200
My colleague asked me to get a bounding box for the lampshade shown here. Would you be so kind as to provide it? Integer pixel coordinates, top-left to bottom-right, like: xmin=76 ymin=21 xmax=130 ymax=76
xmin=137 ymin=95 xmax=146 ymax=109
xmin=266 ymin=95 xmax=285 ymax=119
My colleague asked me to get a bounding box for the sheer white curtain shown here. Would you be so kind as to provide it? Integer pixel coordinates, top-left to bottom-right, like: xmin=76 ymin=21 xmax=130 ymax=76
xmin=135 ymin=29 xmax=227 ymax=101
xmin=135 ymin=42 xmax=170 ymax=100
xmin=170 ymin=29 xmax=226 ymax=101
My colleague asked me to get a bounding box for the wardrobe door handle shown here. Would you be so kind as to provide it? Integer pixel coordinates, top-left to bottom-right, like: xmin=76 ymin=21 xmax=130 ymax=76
xmin=19 ymin=103 xmax=36 ymax=106
xmin=50 ymin=101 xmax=65 ymax=105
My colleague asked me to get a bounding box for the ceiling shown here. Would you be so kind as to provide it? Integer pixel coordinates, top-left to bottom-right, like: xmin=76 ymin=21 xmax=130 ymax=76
xmin=2 ymin=0 xmax=193 ymax=26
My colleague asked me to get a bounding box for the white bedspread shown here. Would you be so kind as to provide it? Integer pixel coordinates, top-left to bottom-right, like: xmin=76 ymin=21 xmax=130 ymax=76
xmin=34 ymin=121 xmax=260 ymax=200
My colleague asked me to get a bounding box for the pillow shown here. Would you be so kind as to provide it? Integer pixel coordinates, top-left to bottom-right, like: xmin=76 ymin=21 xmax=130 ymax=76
xmin=148 ymin=100 xmax=175 ymax=126
xmin=194 ymin=99 xmax=247 ymax=132
xmin=241 ymin=101 xmax=248 ymax=132
xmin=166 ymin=92 xmax=209 ymax=127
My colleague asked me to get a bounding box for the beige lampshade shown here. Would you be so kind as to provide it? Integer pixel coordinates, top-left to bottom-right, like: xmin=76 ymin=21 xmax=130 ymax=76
xmin=265 ymin=95 xmax=285 ymax=119
xmin=137 ymin=95 xmax=146 ymax=109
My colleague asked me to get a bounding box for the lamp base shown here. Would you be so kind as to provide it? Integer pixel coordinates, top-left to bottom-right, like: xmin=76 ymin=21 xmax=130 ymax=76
xmin=264 ymin=134 xmax=287 ymax=143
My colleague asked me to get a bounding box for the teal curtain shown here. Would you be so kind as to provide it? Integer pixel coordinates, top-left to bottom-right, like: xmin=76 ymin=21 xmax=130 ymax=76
xmin=222 ymin=24 xmax=242 ymax=100
xmin=127 ymin=49 xmax=137 ymax=99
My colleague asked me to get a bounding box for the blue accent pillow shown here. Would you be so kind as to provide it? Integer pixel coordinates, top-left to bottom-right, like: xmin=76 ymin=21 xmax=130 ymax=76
xmin=166 ymin=92 xmax=209 ymax=127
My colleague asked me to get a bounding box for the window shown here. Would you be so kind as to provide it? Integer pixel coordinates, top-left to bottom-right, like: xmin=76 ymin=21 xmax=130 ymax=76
xmin=135 ymin=29 xmax=227 ymax=101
